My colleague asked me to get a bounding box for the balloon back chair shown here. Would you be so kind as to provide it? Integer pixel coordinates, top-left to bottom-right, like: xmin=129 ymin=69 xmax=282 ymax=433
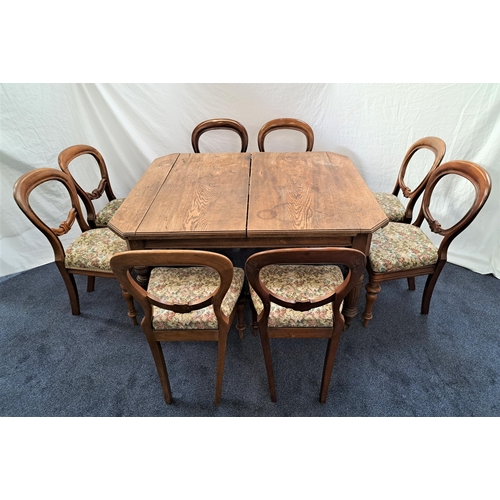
xmin=363 ymin=160 xmax=492 ymax=327
xmin=13 ymin=168 xmax=137 ymax=324
xmin=372 ymin=136 xmax=446 ymax=223
xmin=257 ymin=118 xmax=314 ymax=152
xmin=245 ymin=247 xmax=366 ymax=403
xmin=58 ymin=144 xmax=125 ymax=228
xmin=191 ymin=119 xmax=249 ymax=153
xmin=110 ymin=249 xmax=246 ymax=405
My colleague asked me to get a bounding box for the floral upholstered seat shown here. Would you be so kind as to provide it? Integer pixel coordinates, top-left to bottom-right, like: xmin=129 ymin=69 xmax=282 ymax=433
xmin=65 ymin=228 xmax=128 ymax=272
xmin=372 ymin=192 xmax=405 ymax=222
xmin=148 ymin=266 xmax=245 ymax=330
xmin=369 ymin=222 xmax=438 ymax=273
xmin=249 ymin=264 xmax=345 ymax=328
xmin=95 ymin=198 xmax=125 ymax=227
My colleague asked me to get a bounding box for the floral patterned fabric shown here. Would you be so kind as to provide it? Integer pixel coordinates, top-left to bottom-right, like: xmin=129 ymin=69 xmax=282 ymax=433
xmin=95 ymin=198 xmax=125 ymax=227
xmin=369 ymin=222 xmax=439 ymax=273
xmin=149 ymin=267 xmax=245 ymax=330
xmin=65 ymin=228 xmax=127 ymax=272
xmin=250 ymin=265 xmax=345 ymax=328
xmin=372 ymin=192 xmax=405 ymax=222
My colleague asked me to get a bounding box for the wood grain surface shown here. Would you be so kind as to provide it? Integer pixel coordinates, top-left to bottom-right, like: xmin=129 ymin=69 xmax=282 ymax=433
xmin=247 ymin=152 xmax=387 ymax=238
xmin=108 ymin=154 xmax=179 ymax=238
xmin=137 ymin=153 xmax=250 ymax=239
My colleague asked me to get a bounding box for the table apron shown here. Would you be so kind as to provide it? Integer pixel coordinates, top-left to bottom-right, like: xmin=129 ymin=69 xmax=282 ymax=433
xmin=126 ymin=236 xmax=358 ymax=250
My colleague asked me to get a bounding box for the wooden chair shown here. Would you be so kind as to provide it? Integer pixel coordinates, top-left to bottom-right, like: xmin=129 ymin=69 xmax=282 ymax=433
xmin=372 ymin=137 xmax=446 ymax=223
xmin=245 ymin=247 xmax=366 ymax=403
xmin=13 ymin=168 xmax=137 ymax=324
xmin=110 ymin=249 xmax=246 ymax=405
xmin=363 ymin=160 xmax=492 ymax=327
xmin=58 ymin=144 xmax=125 ymax=228
xmin=191 ymin=119 xmax=249 ymax=153
xmin=257 ymin=118 xmax=314 ymax=152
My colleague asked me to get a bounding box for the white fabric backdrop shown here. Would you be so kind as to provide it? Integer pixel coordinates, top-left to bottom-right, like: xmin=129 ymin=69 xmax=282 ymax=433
xmin=1 ymin=83 xmax=499 ymax=277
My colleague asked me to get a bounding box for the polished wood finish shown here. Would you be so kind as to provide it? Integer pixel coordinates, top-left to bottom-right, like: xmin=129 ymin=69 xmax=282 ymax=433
xmin=363 ymin=160 xmax=492 ymax=327
xmin=392 ymin=136 xmax=446 ymax=223
xmin=110 ymin=249 xmax=244 ymax=405
xmin=13 ymin=168 xmax=137 ymax=324
xmin=191 ymin=119 xmax=248 ymax=153
xmin=58 ymin=144 xmax=119 ymax=228
xmin=109 ymin=152 xmax=389 ymax=323
xmin=246 ymin=247 xmax=366 ymax=403
xmin=257 ymin=118 xmax=314 ymax=152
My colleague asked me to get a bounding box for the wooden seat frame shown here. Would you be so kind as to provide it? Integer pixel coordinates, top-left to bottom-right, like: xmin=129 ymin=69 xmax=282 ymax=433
xmin=388 ymin=136 xmax=446 ymax=224
xmin=246 ymin=247 xmax=366 ymax=403
xmin=257 ymin=118 xmax=314 ymax=152
xmin=191 ymin=119 xmax=249 ymax=153
xmin=110 ymin=249 xmax=245 ymax=405
xmin=58 ymin=144 xmax=119 ymax=229
xmin=13 ymin=168 xmax=137 ymax=324
xmin=363 ymin=160 xmax=492 ymax=327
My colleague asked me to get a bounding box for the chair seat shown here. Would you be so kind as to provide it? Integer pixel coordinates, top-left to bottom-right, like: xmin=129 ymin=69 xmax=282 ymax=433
xmin=372 ymin=192 xmax=405 ymax=222
xmin=249 ymin=265 xmax=344 ymax=328
xmin=65 ymin=228 xmax=128 ymax=272
xmin=95 ymin=198 xmax=125 ymax=227
xmin=148 ymin=267 xmax=245 ymax=330
xmin=369 ymin=222 xmax=439 ymax=273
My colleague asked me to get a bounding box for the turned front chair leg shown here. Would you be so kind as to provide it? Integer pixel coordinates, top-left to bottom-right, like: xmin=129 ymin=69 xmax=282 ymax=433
xmin=236 ymin=295 xmax=245 ymax=339
xmin=363 ymin=281 xmax=381 ymax=327
xmin=251 ymin=303 xmax=259 ymax=336
xmin=342 ymin=273 xmax=364 ymax=327
xmin=120 ymin=283 xmax=138 ymax=325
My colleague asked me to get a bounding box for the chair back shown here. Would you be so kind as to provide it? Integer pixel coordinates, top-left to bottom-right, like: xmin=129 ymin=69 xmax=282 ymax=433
xmin=414 ymin=160 xmax=492 ymax=259
xmin=58 ymin=144 xmax=117 ymax=226
xmin=191 ymin=119 xmax=248 ymax=153
xmin=393 ymin=136 xmax=446 ymax=222
xmin=110 ymin=249 xmax=235 ymax=331
xmin=13 ymin=168 xmax=90 ymax=263
xmin=245 ymin=247 xmax=365 ymax=328
xmin=257 ymin=118 xmax=314 ymax=152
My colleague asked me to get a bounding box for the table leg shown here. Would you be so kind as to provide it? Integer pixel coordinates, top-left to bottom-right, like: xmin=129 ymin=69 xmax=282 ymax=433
xmin=343 ymin=233 xmax=371 ymax=327
xmin=127 ymin=240 xmax=151 ymax=289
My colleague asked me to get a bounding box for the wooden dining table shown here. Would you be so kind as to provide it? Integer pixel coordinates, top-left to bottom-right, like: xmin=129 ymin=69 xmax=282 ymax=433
xmin=108 ymin=151 xmax=389 ymax=325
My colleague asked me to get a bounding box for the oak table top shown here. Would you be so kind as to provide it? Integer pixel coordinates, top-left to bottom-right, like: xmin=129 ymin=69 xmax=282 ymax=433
xmin=109 ymin=151 xmax=388 ymax=248
xmin=108 ymin=151 xmax=389 ymax=324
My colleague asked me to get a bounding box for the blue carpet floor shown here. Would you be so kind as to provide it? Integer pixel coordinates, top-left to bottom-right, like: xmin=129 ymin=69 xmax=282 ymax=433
xmin=1 ymin=257 xmax=499 ymax=416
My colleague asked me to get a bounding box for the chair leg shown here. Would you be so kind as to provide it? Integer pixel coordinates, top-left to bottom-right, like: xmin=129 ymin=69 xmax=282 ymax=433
xmin=120 ymin=283 xmax=138 ymax=326
xmin=407 ymin=277 xmax=415 ymax=291
xmin=363 ymin=280 xmax=381 ymax=327
xmin=87 ymin=275 xmax=95 ymax=292
xmin=58 ymin=265 xmax=80 ymax=315
xmin=259 ymin=322 xmax=277 ymax=402
xmin=236 ymin=295 xmax=245 ymax=339
xmin=251 ymin=303 xmax=259 ymax=336
xmin=215 ymin=328 xmax=229 ymax=405
xmin=148 ymin=340 xmax=172 ymax=404
xmin=421 ymin=265 xmax=445 ymax=314
xmin=320 ymin=322 xmax=344 ymax=404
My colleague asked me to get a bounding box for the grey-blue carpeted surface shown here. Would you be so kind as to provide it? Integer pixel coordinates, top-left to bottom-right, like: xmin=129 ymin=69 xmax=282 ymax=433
xmin=1 ymin=252 xmax=499 ymax=417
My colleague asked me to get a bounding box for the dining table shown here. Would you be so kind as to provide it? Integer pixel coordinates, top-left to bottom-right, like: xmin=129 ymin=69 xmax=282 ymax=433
xmin=108 ymin=151 xmax=389 ymax=325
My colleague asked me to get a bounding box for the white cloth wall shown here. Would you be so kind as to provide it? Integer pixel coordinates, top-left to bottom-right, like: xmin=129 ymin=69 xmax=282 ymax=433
xmin=1 ymin=83 xmax=499 ymax=277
